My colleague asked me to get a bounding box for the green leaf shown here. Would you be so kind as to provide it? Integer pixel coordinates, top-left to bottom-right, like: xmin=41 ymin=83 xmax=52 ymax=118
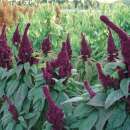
xmin=0 ymin=80 xmax=6 ymax=97
xmin=16 ymin=65 xmax=23 ymax=78
xmin=18 ymin=116 xmax=27 ymax=128
xmin=28 ymin=112 xmax=40 ymax=129
xmin=31 ymin=65 xmax=38 ymax=74
xmin=62 ymin=97 xmax=84 ymax=104
xmin=56 ymin=92 xmax=73 ymax=115
xmin=96 ymin=108 xmax=113 ymax=130
xmin=120 ymin=78 xmax=130 ymax=97
xmin=24 ymin=75 xmax=33 ymax=87
xmin=6 ymin=69 xmax=15 ymax=79
xmin=15 ymin=124 xmax=23 ymax=130
xmin=7 ymin=80 xmax=19 ymax=96
xmin=105 ymin=89 xmax=124 ymax=109
xmin=121 ymin=116 xmax=130 ymax=130
xmin=108 ymin=104 xmax=126 ymax=128
xmin=87 ymin=93 xmax=106 ymax=107
xmin=79 ymin=111 xmax=98 ymax=130
xmin=24 ymin=63 xmax=30 ymax=74
xmin=73 ymin=103 xmax=94 ymax=118
xmin=6 ymin=122 xmax=15 ymax=130
xmin=14 ymin=84 xmax=28 ymax=111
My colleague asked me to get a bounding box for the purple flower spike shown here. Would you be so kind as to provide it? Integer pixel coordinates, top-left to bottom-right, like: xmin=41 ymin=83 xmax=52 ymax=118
xmin=12 ymin=24 xmax=21 ymax=46
xmin=96 ymin=63 xmax=119 ymax=88
xmin=59 ymin=63 xmax=72 ymax=78
xmin=57 ymin=44 xmax=69 ymax=66
xmin=43 ymin=62 xmax=55 ymax=86
xmin=100 ymin=15 xmax=130 ymax=75
xmin=3 ymin=96 xmax=18 ymax=121
xmin=43 ymin=85 xmax=65 ymax=130
xmin=18 ymin=23 xmax=38 ymax=65
xmin=66 ymin=34 xmax=72 ymax=59
xmin=0 ymin=24 xmax=12 ymax=69
xmin=42 ymin=35 xmax=52 ymax=55
xmin=84 ymin=80 xmax=96 ymax=98
xmin=80 ymin=33 xmax=92 ymax=61
xmin=100 ymin=15 xmax=128 ymax=41
xmin=107 ymin=28 xmax=118 ymax=62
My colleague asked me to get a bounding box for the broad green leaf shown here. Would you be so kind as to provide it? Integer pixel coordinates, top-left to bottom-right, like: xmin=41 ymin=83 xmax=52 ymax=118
xmin=18 ymin=116 xmax=27 ymax=128
xmin=96 ymin=108 xmax=113 ymax=130
xmin=6 ymin=122 xmax=14 ymax=130
xmin=62 ymin=97 xmax=84 ymax=104
xmin=15 ymin=124 xmax=23 ymax=130
xmin=120 ymin=78 xmax=130 ymax=97
xmin=31 ymin=65 xmax=38 ymax=74
xmin=108 ymin=104 xmax=126 ymax=128
xmin=87 ymin=93 xmax=106 ymax=107
xmin=24 ymin=113 xmax=36 ymax=120
xmin=28 ymin=112 xmax=40 ymax=129
xmin=15 ymin=84 xmax=28 ymax=111
xmin=79 ymin=111 xmax=98 ymax=130
xmin=24 ymin=75 xmax=33 ymax=87
xmin=28 ymin=87 xmax=43 ymax=102
xmin=70 ymin=121 xmax=80 ymax=129
xmin=1 ymin=112 xmax=12 ymax=127
xmin=121 ymin=116 xmax=130 ymax=130
xmin=73 ymin=103 xmax=94 ymax=118
xmin=105 ymin=89 xmax=124 ymax=109
xmin=24 ymin=63 xmax=30 ymax=74
xmin=0 ymin=80 xmax=6 ymax=97
xmin=6 ymin=69 xmax=15 ymax=79
xmin=56 ymin=92 xmax=72 ymax=115
xmin=16 ymin=65 xmax=23 ymax=78
xmin=7 ymin=80 xmax=19 ymax=96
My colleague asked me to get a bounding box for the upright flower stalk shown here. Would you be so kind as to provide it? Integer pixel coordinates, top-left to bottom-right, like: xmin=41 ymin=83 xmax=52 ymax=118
xmin=100 ymin=15 xmax=130 ymax=75
xmin=80 ymin=33 xmax=92 ymax=61
xmin=41 ymin=35 xmax=52 ymax=55
xmin=107 ymin=27 xmax=118 ymax=62
xmin=42 ymin=37 xmax=72 ymax=86
xmin=65 ymin=34 xmax=72 ymax=60
xmin=43 ymin=85 xmax=65 ymax=130
xmin=0 ymin=24 xmax=12 ymax=69
xmin=12 ymin=24 xmax=21 ymax=46
xmin=18 ymin=23 xmax=38 ymax=65
xmin=96 ymin=63 xmax=119 ymax=89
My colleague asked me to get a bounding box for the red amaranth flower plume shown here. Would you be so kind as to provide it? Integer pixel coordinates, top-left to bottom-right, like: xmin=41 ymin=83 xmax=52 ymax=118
xmin=96 ymin=63 xmax=119 ymax=88
xmin=57 ymin=43 xmax=70 ymax=66
xmin=100 ymin=15 xmax=128 ymax=41
xmin=84 ymin=80 xmax=96 ymax=98
xmin=43 ymin=85 xmax=65 ymax=130
xmin=18 ymin=23 xmax=38 ymax=65
xmin=0 ymin=24 xmax=12 ymax=69
xmin=59 ymin=63 xmax=72 ymax=78
xmin=3 ymin=96 xmax=18 ymax=121
xmin=80 ymin=33 xmax=92 ymax=61
xmin=41 ymin=35 xmax=52 ymax=55
xmin=58 ymin=43 xmax=72 ymax=78
xmin=43 ymin=62 xmax=55 ymax=86
xmin=100 ymin=15 xmax=130 ymax=75
xmin=65 ymin=34 xmax=72 ymax=59
xmin=107 ymin=28 xmax=118 ymax=62
xmin=12 ymin=24 xmax=21 ymax=46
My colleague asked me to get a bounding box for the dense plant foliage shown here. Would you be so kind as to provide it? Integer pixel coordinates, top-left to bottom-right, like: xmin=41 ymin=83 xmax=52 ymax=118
xmin=0 ymin=1 xmax=130 ymax=130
